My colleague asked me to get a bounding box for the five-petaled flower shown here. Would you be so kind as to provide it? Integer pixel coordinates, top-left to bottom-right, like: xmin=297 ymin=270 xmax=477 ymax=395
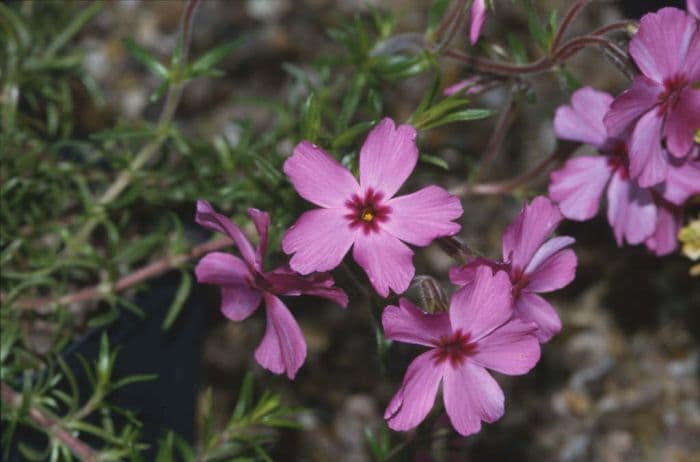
xmin=194 ymin=200 xmax=348 ymax=379
xmin=282 ymin=117 xmax=463 ymax=297
xmin=549 ymin=87 xmax=700 ymax=255
xmin=450 ymin=197 xmax=577 ymax=342
xmin=383 ymin=266 xmax=541 ymax=436
xmin=604 ymin=7 xmax=700 ymax=187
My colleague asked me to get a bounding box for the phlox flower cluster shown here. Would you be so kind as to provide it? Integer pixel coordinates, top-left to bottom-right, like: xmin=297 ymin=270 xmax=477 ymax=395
xmin=549 ymin=86 xmax=700 ymax=255
xmin=548 ymin=6 xmax=700 ymax=254
xmin=194 ymin=118 xmax=576 ymax=437
xmin=602 ymin=7 xmax=699 ymax=187
xmin=192 ymin=3 xmax=699 ymax=442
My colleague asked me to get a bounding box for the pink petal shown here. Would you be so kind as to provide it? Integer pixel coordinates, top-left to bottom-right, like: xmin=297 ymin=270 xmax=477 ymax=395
xmin=219 ymin=286 xmax=263 ymax=321
xmin=248 ymin=208 xmax=270 ymax=270
xmin=449 ymin=266 xmax=513 ymax=341
xmin=352 ymin=231 xmax=414 ymax=298
xmin=359 ymin=118 xmax=418 ymax=199
xmin=607 ymin=171 xmax=658 ymax=246
xmin=515 ymin=292 xmax=562 ymax=343
xmin=525 ymin=236 xmax=575 ymax=274
xmin=264 ymin=267 xmax=349 ymax=308
xmin=254 ymin=294 xmax=307 ymax=379
xmin=629 ymin=7 xmax=697 ymax=83
xmin=448 ymin=257 xmax=503 ymax=286
xmin=195 ymin=253 xmax=262 ymax=320
xmin=295 ymin=284 xmax=349 ymax=309
xmin=283 ymin=141 xmax=360 ymax=208
xmin=385 ymin=350 xmax=445 ymax=431
xmin=682 ymin=26 xmax=700 ymax=80
xmin=548 ymin=156 xmax=613 ymax=221
xmin=664 ymin=87 xmax=700 ymax=158
xmin=689 ymin=0 xmax=700 ymax=20
xmin=554 ymin=87 xmax=613 ymax=147
xmin=196 ymin=200 xmax=257 ymax=269
xmin=472 ymin=318 xmax=541 ymax=375
xmin=442 ymin=362 xmax=504 ymax=436
xmin=658 ymin=158 xmax=700 ymax=205
xmin=645 ymin=202 xmax=682 ymax=256
xmin=525 ymin=248 xmax=577 ymax=294
xmin=604 ymin=76 xmax=662 ymax=138
xmin=502 ymin=196 xmax=563 ymax=272
xmin=628 ymin=110 xmax=669 ymax=187
xmin=382 ymin=299 xmax=451 ymax=347
xmin=469 ymin=0 xmax=487 ymax=45
xmin=195 ymin=252 xmax=251 ymax=286
xmin=282 ymin=208 xmax=356 ymax=274
xmin=383 ymin=186 xmax=463 ymax=246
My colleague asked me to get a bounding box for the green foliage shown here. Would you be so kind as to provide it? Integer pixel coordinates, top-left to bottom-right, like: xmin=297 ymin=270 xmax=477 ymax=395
xmin=195 ymin=374 xmax=300 ymax=461
xmin=1 ymin=0 xmax=508 ymax=459
xmin=524 ymin=1 xmax=557 ymax=52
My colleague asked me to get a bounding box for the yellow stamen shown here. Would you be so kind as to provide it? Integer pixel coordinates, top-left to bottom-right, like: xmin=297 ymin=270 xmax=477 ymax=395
xmin=361 ymin=210 xmax=374 ymax=222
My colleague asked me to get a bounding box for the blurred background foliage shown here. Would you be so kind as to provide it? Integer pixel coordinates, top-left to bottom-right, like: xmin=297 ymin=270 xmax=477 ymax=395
xmin=1 ymin=0 xmax=698 ymax=461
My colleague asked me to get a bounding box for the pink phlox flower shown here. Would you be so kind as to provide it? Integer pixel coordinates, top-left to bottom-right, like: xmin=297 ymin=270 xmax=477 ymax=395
xmin=382 ymin=266 xmax=541 ymax=436
xmin=469 ymin=0 xmax=487 ymax=45
xmin=549 ymin=86 xmax=700 ymax=255
xmin=450 ymin=196 xmax=577 ymax=342
xmin=194 ymin=200 xmax=348 ymax=379
xmin=282 ymin=117 xmax=463 ymax=297
xmin=603 ymin=7 xmax=700 ymax=187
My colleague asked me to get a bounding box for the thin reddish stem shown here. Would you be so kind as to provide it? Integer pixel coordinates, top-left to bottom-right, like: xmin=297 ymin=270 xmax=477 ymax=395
xmin=551 ymin=0 xmax=591 ymax=51
xmin=553 ymin=35 xmax=629 ymax=66
xmin=445 ymin=34 xmax=631 ymax=76
xmin=431 ymin=0 xmax=466 ymax=40
xmin=445 ymin=49 xmax=552 ymax=74
xmin=11 ymin=236 xmax=232 ymax=313
xmin=432 ymin=0 xmax=467 ymax=51
xmin=476 ymin=93 xmax=515 ymax=181
xmin=1 ymin=383 xmax=99 ymax=462
xmin=591 ymin=20 xmax=637 ymax=37
xmin=452 ymin=141 xmax=581 ymax=196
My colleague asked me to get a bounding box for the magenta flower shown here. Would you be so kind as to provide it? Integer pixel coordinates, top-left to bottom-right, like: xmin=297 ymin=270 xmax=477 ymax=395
xmin=450 ymin=197 xmax=577 ymax=342
xmin=383 ymin=266 xmax=540 ymax=436
xmin=282 ymin=118 xmax=463 ymax=297
xmin=549 ymin=86 xmax=700 ymax=255
xmin=603 ymin=7 xmax=700 ymax=187
xmin=194 ymin=200 xmax=348 ymax=379
xmin=469 ymin=0 xmax=487 ymax=45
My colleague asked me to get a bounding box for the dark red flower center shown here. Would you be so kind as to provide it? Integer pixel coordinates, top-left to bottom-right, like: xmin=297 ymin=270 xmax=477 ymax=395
xmin=657 ymin=74 xmax=688 ymax=116
xmin=605 ymin=140 xmax=630 ymax=178
xmin=433 ymin=330 xmax=478 ymax=366
xmin=510 ymin=267 xmax=530 ymax=300
xmin=345 ymin=188 xmax=391 ymax=234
